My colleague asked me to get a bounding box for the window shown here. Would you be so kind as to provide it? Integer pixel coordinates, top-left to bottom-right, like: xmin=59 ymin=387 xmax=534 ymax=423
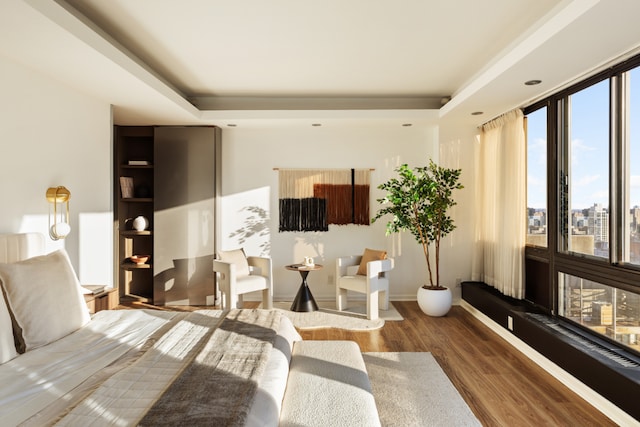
xmin=524 ymin=54 xmax=640 ymax=355
xmin=559 ymin=272 xmax=640 ymax=353
xmin=562 ymin=80 xmax=610 ymax=259
xmin=526 ymin=107 xmax=547 ymax=247
xmin=625 ymin=67 xmax=640 ymax=265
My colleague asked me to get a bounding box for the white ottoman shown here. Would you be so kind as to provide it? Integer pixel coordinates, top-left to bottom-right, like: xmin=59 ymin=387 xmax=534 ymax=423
xmin=280 ymin=340 xmax=380 ymax=427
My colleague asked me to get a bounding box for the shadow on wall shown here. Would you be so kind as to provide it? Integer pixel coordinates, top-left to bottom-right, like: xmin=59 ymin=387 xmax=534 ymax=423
xmin=154 ymin=255 xmax=216 ymax=306
xmin=229 ymin=206 xmax=271 ymax=256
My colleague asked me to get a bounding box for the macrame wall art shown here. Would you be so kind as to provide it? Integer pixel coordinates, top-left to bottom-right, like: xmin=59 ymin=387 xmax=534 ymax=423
xmin=277 ymin=168 xmax=371 ymax=232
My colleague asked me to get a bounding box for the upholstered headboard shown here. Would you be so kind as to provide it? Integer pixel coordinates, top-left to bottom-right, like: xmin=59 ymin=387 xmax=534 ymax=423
xmin=0 ymin=233 xmax=45 ymax=263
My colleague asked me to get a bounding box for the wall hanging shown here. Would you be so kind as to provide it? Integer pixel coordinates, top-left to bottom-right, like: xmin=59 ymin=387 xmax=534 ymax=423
xmin=277 ymin=168 xmax=371 ymax=232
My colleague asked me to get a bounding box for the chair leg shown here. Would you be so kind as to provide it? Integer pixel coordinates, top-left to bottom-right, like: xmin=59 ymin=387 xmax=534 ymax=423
xmin=262 ymin=288 xmax=273 ymax=309
xmin=367 ymin=291 xmax=379 ymax=320
xmin=226 ymin=292 xmax=241 ymax=309
xmin=223 ymin=292 xmax=231 ymax=310
xmin=379 ymin=289 xmax=389 ymax=311
xmin=336 ymin=287 xmax=347 ymax=311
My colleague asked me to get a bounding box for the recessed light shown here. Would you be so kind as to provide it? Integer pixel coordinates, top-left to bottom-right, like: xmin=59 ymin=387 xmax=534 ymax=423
xmin=471 ymin=111 xmax=484 ymax=116
xmin=525 ymin=79 xmax=542 ymax=86
xmin=402 ymin=123 xmax=412 ymax=127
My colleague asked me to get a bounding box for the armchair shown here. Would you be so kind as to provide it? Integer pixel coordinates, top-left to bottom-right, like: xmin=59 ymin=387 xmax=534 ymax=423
xmin=335 ymin=253 xmax=394 ymax=320
xmin=213 ymin=249 xmax=273 ymax=310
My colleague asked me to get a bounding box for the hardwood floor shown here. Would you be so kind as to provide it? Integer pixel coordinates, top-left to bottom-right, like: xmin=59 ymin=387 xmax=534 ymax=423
xmin=118 ymin=300 xmax=617 ymax=426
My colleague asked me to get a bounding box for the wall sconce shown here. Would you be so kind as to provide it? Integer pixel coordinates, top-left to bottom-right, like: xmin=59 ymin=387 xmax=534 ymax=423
xmin=46 ymin=186 xmax=71 ymax=240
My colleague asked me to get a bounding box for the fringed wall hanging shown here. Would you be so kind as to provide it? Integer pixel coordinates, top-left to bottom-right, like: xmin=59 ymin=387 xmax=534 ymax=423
xmin=277 ymin=168 xmax=371 ymax=232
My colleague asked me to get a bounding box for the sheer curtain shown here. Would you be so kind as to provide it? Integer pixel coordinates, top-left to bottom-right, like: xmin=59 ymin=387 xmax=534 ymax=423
xmin=472 ymin=109 xmax=526 ymax=298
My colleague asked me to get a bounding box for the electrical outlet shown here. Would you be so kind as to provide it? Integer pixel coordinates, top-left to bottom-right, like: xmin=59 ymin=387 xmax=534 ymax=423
xmin=327 ymin=274 xmax=334 ymax=285
xmin=507 ymin=315 xmax=514 ymax=331
xmin=455 ymin=278 xmax=462 ymax=287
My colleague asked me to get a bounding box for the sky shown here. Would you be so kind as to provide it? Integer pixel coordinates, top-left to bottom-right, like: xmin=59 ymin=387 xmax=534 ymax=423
xmin=527 ymin=67 xmax=640 ymax=212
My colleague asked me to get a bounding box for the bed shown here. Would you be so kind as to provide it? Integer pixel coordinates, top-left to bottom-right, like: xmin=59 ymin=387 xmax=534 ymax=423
xmin=0 ymin=233 xmax=380 ymax=426
xmin=0 ymin=233 xmax=300 ymax=426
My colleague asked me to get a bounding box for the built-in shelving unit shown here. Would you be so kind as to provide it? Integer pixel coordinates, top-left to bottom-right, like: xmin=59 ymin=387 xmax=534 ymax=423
xmin=114 ymin=126 xmax=154 ymax=303
xmin=114 ymin=125 xmax=220 ymax=306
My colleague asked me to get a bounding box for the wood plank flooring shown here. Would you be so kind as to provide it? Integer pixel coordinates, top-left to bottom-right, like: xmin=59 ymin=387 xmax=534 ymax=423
xmin=118 ymin=300 xmax=617 ymax=426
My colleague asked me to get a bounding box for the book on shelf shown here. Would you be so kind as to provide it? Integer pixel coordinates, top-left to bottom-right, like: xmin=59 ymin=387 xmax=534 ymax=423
xmin=119 ymin=176 xmax=134 ymax=198
xmin=128 ymin=160 xmax=150 ymax=166
xmin=81 ymin=284 xmax=106 ymax=295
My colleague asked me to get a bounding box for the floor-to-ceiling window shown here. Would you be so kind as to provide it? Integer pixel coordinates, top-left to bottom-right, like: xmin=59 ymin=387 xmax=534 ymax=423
xmin=525 ymin=56 xmax=640 ymax=356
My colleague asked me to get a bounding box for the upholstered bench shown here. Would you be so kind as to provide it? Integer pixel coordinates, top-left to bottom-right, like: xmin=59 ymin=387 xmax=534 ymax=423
xmin=280 ymin=340 xmax=380 ymax=427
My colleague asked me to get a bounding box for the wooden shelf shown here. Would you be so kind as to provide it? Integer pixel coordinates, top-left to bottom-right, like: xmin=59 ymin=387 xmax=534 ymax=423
xmin=120 ymin=198 xmax=153 ymax=203
xmin=121 ymin=262 xmax=152 ymax=270
xmin=115 ymin=125 xmax=155 ymax=306
xmin=121 ymin=230 xmax=153 ymax=237
xmin=121 ymin=293 xmax=153 ymax=304
xmin=121 ymin=165 xmax=154 ymax=169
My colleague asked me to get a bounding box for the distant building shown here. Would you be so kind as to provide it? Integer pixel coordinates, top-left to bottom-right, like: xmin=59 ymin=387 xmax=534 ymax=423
xmin=588 ymin=203 xmax=609 ymax=246
xmin=572 ymin=211 xmax=586 ymax=228
xmin=631 ymin=206 xmax=640 ymax=233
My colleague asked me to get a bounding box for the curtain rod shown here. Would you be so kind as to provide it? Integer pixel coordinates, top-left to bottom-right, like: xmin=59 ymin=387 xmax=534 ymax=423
xmin=273 ymin=167 xmax=375 ymax=171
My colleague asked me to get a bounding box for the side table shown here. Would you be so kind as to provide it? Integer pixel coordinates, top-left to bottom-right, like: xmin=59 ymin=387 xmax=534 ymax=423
xmin=83 ymin=287 xmax=118 ymax=314
xmin=286 ymin=264 xmax=322 ymax=312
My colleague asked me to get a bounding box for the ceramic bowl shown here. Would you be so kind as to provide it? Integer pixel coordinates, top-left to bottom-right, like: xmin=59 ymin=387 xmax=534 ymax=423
xmin=130 ymin=255 xmax=150 ymax=265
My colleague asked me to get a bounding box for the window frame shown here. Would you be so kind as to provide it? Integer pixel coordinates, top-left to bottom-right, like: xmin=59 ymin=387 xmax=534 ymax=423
xmin=524 ymin=53 xmax=640 ymax=319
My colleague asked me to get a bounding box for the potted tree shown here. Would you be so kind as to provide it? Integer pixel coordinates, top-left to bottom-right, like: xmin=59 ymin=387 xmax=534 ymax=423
xmin=372 ymin=159 xmax=463 ymax=316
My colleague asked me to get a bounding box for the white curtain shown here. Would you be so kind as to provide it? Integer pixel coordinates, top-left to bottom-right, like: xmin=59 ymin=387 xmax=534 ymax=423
xmin=472 ymin=109 xmax=526 ymax=298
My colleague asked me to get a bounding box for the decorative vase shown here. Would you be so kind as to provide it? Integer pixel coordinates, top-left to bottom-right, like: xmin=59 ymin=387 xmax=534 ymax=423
xmin=132 ymin=215 xmax=149 ymax=231
xmin=417 ymin=286 xmax=452 ymax=317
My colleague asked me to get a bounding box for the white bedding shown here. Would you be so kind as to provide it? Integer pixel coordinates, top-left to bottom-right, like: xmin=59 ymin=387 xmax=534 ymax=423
xmin=1 ymin=309 xmax=299 ymax=427
xmin=0 ymin=233 xmax=300 ymax=426
xmin=0 ymin=309 xmax=179 ymax=425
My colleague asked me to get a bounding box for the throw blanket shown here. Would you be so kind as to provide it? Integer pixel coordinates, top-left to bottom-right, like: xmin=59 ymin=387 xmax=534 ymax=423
xmin=30 ymin=309 xmax=281 ymax=426
xmin=140 ymin=309 xmax=280 ymax=426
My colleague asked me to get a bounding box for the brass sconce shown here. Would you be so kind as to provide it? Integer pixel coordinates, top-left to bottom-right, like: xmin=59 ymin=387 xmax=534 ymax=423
xmin=46 ymin=186 xmax=71 ymax=240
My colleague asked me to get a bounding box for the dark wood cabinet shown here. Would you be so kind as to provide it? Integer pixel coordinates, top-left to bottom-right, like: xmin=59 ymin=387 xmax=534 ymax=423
xmin=114 ymin=126 xmax=220 ymax=305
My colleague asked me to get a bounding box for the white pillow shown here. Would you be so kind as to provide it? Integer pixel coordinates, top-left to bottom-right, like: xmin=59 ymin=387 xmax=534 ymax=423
xmin=218 ymin=248 xmax=250 ymax=277
xmin=0 ymin=288 xmax=17 ymax=363
xmin=0 ymin=249 xmax=90 ymax=353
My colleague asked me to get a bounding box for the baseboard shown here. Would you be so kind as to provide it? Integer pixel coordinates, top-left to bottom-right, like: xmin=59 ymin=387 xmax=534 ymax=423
xmin=460 ymin=300 xmax=637 ymax=426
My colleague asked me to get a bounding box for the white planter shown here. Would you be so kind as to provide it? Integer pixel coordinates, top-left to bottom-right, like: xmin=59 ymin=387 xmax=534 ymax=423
xmin=417 ymin=286 xmax=452 ymax=317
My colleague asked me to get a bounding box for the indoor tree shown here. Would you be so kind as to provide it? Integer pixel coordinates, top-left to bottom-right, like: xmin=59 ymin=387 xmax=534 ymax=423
xmin=373 ymin=159 xmax=463 ymax=290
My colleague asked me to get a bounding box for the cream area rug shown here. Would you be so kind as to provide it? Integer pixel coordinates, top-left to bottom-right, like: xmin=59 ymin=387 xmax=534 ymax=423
xmin=363 ymin=352 xmax=481 ymax=427
xmin=264 ymin=301 xmax=403 ymax=331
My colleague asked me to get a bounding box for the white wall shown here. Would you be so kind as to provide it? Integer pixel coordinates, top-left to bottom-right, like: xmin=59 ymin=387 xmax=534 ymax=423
xmin=220 ymin=124 xmax=447 ymax=302
xmin=0 ymin=53 xmax=478 ymax=300
xmin=0 ymin=55 xmax=113 ymax=286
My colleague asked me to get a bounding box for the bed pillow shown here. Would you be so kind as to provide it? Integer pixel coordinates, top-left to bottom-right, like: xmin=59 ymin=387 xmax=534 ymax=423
xmin=357 ymin=248 xmax=387 ymax=276
xmin=0 ymin=249 xmax=90 ymax=353
xmin=218 ymin=248 xmax=250 ymax=277
xmin=0 ymin=288 xmax=17 ymax=363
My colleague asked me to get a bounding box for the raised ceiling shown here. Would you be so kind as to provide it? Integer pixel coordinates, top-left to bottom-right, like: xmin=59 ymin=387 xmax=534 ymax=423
xmin=1 ymin=0 xmax=640 ymax=127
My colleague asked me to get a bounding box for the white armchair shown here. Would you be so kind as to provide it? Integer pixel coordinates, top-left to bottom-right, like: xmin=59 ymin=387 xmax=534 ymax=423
xmin=335 ymin=254 xmax=394 ymax=320
xmin=213 ymin=250 xmax=273 ymax=310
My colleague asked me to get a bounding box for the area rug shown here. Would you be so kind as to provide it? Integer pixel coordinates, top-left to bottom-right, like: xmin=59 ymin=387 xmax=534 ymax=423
xmin=264 ymin=301 xmax=403 ymax=331
xmin=363 ymin=352 xmax=481 ymax=427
